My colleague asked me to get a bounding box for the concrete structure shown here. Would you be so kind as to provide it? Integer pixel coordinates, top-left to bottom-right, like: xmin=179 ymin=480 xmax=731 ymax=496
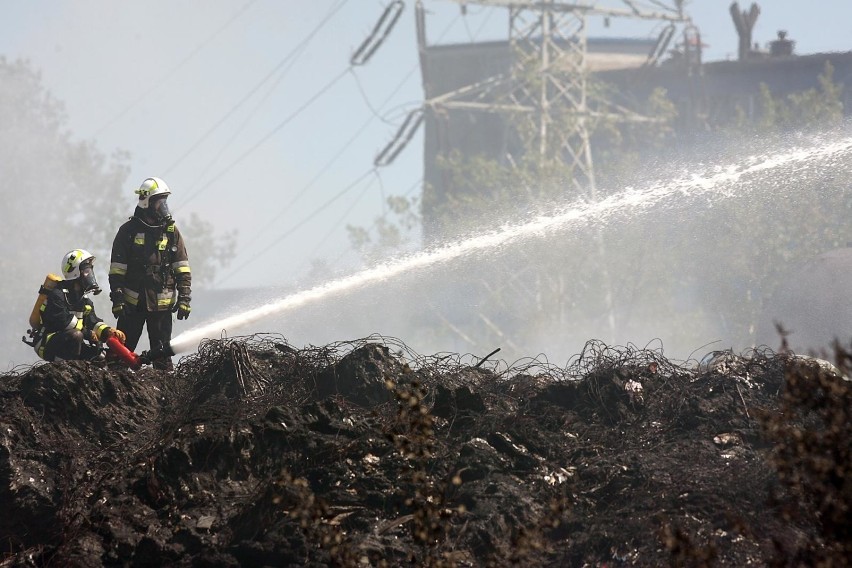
xmin=601 ymin=49 xmax=852 ymax=130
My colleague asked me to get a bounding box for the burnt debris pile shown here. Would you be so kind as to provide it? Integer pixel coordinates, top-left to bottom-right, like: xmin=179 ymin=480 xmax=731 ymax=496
xmin=1 ymin=335 xmax=850 ymax=566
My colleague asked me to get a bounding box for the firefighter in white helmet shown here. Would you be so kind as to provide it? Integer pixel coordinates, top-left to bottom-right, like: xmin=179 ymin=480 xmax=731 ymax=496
xmin=34 ymin=249 xmax=126 ymax=361
xmin=108 ymin=177 xmax=192 ymax=370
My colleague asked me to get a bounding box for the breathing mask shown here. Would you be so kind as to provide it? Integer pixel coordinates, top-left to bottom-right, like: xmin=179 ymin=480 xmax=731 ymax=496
xmin=149 ymin=195 xmax=172 ymax=224
xmin=78 ymin=261 xmax=102 ymax=296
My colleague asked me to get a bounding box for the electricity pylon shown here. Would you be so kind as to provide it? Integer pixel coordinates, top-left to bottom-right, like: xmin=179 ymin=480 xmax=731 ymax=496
xmin=383 ymin=0 xmax=693 ymax=199
xmin=376 ymin=1 xmax=696 ymax=354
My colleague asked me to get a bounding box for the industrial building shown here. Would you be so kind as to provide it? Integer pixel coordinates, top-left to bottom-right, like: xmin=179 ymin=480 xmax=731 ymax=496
xmin=411 ymin=3 xmax=852 ymax=238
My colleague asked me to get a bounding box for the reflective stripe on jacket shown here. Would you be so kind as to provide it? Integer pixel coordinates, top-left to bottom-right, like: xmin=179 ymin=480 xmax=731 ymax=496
xmin=37 ymin=285 xmax=109 ymax=357
xmin=109 ymin=215 xmax=192 ymax=312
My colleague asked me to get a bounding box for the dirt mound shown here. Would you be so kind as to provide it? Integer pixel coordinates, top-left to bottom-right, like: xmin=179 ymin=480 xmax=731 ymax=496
xmin=1 ymin=335 xmax=850 ymax=567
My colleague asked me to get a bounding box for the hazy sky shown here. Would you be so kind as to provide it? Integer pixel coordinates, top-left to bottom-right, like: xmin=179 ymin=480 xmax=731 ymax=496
xmin=2 ymin=0 xmax=851 ymax=291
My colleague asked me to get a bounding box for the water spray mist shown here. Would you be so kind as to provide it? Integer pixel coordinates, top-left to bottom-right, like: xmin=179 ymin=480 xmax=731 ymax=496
xmin=170 ymin=136 xmax=852 ymax=355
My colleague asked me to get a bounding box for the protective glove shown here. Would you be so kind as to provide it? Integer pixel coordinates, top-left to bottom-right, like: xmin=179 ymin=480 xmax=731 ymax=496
xmin=112 ymin=302 xmax=125 ymax=319
xmin=109 ymin=328 xmax=127 ymax=344
xmin=174 ymin=300 xmax=191 ymax=320
xmin=110 ymin=290 xmax=126 ymax=319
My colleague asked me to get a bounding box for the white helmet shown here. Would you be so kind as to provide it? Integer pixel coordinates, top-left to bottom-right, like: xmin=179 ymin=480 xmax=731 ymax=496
xmin=61 ymin=249 xmax=95 ymax=279
xmin=135 ymin=177 xmax=171 ymax=209
xmin=61 ymin=249 xmax=101 ymax=294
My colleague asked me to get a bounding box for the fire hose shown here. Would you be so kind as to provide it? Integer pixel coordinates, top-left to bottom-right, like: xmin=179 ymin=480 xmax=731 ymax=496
xmin=105 ymin=336 xmax=174 ymax=370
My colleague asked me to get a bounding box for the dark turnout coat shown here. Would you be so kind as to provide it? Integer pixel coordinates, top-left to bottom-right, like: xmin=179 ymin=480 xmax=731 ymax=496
xmin=109 ymin=211 xmax=191 ymax=312
xmin=36 ymin=283 xmax=110 ymax=359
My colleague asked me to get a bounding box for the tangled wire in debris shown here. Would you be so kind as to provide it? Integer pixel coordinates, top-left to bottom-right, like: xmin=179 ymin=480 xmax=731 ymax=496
xmin=167 ymin=334 xmax=780 ymax=409
xmin=2 ymin=332 xmax=851 ymax=567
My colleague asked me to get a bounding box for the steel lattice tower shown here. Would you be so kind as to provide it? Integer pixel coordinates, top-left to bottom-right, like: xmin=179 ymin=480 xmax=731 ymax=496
xmin=418 ymin=0 xmax=692 ymax=198
xmin=373 ymin=1 xmax=699 ymax=352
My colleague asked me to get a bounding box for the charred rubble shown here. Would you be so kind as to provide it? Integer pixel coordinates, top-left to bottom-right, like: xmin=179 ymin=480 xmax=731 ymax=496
xmin=0 ymin=334 xmax=850 ymax=567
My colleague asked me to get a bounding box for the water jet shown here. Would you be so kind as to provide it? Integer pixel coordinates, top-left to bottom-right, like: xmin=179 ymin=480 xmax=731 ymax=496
xmin=172 ymin=135 xmax=852 ymax=357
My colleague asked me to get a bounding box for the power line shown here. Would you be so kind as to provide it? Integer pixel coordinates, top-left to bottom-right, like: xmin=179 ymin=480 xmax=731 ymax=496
xmin=284 ymin=9 xmax=471 ymax=276
xmin=261 ymin=6 xmax=465 ymax=231
xmin=170 ymin=37 xmax=313 ymax=188
xmin=213 ymin=6 xmax=465 ymax=288
xmin=178 ymin=65 xmax=351 ymax=208
xmin=214 ymin=167 xmax=377 ymax=287
xmin=349 ymin=68 xmax=395 ymax=125
xmin=288 ymin=174 xmax=422 ymax=286
xmin=93 ymin=0 xmax=259 ymax=137
xmin=223 ymin=7 xmax=465 ymax=280
xmin=326 ymin=175 xmax=423 ymax=264
xmin=241 ymin=64 xmax=421 ymax=247
xmin=164 ymin=0 xmax=348 ymax=180
xmin=471 ymin=6 xmax=498 ymax=38
xmin=305 ymin=173 xmax=380 ymax=259
xmin=242 ymin=112 xmax=377 ymax=245
xmin=176 ymin=0 xmax=416 ymax=208
xmin=295 ymin=175 xmax=422 ymax=280
xmin=184 ymin=4 xmax=460 ymax=214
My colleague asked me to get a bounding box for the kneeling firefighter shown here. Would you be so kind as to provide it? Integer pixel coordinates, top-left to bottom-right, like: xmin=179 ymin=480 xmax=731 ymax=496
xmin=27 ymin=249 xmax=127 ymax=362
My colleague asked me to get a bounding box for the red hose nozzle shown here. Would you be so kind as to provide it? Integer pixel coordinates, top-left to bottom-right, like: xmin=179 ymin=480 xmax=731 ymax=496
xmin=106 ymin=336 xmax=142 ymax=370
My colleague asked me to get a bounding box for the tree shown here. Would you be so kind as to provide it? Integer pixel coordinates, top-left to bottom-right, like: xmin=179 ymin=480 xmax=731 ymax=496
xmin=341 ymin=56 xmax=849 ymax=360
xmin=0 ymin=57 xmax=128 ymax=366
xmin=409 ymin=61 xmax=847 ymax=359
xmin=0 ymin=57 xmax=234 ymax=366
xmin=689 ymin=60 xmax=849 ymax=349
xmin=179 ymin=213 xmax=237 ymax=289
xmin=347 ymin=194 xmax=420 ymax=264
xmin=421 ymin=82 xmax=681 ymax=356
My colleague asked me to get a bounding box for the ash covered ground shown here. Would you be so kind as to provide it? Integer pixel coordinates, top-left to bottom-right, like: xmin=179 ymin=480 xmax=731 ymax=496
xmin=1 ymin=335 xmax=850 ymax=567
